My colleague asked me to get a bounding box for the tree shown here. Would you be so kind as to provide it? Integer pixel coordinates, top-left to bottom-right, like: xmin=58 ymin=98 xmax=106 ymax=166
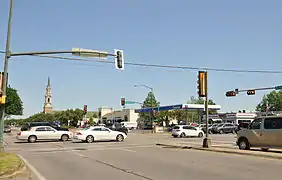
xmin=1 ymin=87 xmax=24 ymax=116
xmin=139 ymin=91 xmax=160 ymax=125
xmin=89 ymin=117 xmax=95 ymax=125
xmin=256 ymin=90 xmax=282 ymax=112
xmin=25 ymin=112 xmax=55 ymax=122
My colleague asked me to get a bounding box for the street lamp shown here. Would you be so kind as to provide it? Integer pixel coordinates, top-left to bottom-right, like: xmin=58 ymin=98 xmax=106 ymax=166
xmin=134 ymin=84 xmax=154 ymax=130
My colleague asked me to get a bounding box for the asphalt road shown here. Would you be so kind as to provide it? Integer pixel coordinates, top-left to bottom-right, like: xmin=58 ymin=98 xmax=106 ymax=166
xmin=3 ymin=131 xmax=282 ymax=180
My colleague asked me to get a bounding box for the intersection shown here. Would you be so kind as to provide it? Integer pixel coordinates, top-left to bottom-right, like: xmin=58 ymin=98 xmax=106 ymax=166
xmin=4 ymin=131 xmax=282 ymax=180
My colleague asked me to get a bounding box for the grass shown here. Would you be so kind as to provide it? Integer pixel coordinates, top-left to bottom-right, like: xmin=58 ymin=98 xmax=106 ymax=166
xmin=0 ymin=152 xmax=24 ymax=177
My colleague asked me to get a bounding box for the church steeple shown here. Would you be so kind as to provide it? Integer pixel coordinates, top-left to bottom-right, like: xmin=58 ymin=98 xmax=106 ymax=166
xmin=47 ymin=76 xmax=50 ymax=87
xmin=43 ymin=76 xmax=53 ymax=114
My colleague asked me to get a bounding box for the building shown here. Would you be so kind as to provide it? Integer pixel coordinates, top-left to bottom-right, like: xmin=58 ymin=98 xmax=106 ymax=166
xmin=98 ymin=107 xmax=139 ymax=123
xmin=43 ymin=77 xmax=53 ymax=114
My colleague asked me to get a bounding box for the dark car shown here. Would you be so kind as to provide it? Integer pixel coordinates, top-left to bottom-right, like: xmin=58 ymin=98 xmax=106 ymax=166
xmin=213 ymin=123 xmax=236 ymax=134
xmin=106 ymin=123 xmax=128 ymax=135
xmin=4 ymin=125 xmax=11 ymax=133
xmin=21 ymin=122 xmax=69 ymax=131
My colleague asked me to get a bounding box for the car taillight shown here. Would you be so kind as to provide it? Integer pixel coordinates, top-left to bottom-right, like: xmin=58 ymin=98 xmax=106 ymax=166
xmin=76 ymin=132 xmax=82 ymax=135
xmin=17 ymin=132 xmax=21 ymax=136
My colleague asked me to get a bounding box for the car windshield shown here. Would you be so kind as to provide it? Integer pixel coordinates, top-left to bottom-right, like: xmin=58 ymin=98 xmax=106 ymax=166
xmin=4 ymin=125 xmax=9 ymax=128
xmin=173 ymin=126 xmax=180 ymax=129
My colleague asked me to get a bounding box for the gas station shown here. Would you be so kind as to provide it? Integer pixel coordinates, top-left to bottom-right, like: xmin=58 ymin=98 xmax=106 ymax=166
xmin=135 ymin=103 xmax=221 ymax=124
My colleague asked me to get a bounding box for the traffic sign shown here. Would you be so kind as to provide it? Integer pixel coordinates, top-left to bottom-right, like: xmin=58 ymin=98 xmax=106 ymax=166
xmin=125 ymin=101 xmax=136 ymax=105
xmin=275 ymin=85 xmax=282 ymax=90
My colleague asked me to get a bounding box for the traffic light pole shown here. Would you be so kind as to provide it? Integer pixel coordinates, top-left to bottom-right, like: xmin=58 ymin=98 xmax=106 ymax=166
xmin=0 ymin=0 xmax=14 ymax=152
xmin=202 ymin=72 xmax=211 ymax=148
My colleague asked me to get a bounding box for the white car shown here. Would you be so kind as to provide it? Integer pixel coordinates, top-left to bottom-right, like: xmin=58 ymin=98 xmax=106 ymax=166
xmin=171 ymin=125 xmax=204 ymax=138
xmin=73 ymin=126 xmax=127 ymax=143
xmin=16 ymin=126 xmax=73 ymax=143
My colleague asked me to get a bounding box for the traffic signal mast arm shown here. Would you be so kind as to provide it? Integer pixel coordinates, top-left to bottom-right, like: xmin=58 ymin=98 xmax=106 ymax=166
xmin=235 ymin=85 xmax=282 ymax=93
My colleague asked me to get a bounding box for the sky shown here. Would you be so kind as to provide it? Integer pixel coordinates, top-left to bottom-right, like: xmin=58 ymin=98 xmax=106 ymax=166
xmin=0 ymin=0 xmax=282 ymax=118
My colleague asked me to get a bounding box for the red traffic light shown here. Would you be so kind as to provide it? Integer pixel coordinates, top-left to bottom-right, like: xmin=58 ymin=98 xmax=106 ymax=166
xmin=247 ymin=90 xmax=255 ymax=95
xmin=226 ymin=91 xmax=236 ymax=97
xmin=83 ymin=105 xmax=87 ymax=114
xmin=121 ymin=98 xmax=125 ymax=106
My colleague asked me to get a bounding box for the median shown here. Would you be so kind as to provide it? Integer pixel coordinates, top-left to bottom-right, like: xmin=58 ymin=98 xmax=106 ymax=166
xmin=156 ymin=141 xmax=282 ymax=160
xmin=0 ymin=152 xmax=25 ymax=178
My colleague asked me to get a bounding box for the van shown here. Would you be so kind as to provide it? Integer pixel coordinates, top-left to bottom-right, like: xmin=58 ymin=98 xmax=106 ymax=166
xmin=236 ymin=116 xmax=282 ymax=151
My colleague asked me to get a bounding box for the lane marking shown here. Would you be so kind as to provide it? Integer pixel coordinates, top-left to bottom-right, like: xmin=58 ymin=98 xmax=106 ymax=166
xmin=18 ymin=155 xmax=47 ymax=180
xmin=117 ymin=148 xmax=137 ymax=153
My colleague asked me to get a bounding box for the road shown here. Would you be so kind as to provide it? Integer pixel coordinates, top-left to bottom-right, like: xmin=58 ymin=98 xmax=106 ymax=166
xmin=3 ymin=131 xmax=282 ymax=180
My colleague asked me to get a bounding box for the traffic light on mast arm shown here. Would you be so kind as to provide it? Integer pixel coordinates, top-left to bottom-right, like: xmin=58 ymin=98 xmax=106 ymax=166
xmin=114 ymin=49 xmax=124 ymax=70
xmin=247 ymin=90 xmax=255 ymax=95
xmin=83 ymin=105 xmax=87 ymax=114
xmin=121 ymin=98 xmax=125 ymax=106
xmin=225 ymin=91 xmax=236 ymax=97
xmin=197 ymin=71 xmax=206 ymax=97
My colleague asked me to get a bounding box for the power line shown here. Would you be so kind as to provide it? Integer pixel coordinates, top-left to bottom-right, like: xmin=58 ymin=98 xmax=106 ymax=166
xmin=1 ymin=50 xmax=282 ymax=74
xmin=31 ymin=54 xmax=282 ymax=74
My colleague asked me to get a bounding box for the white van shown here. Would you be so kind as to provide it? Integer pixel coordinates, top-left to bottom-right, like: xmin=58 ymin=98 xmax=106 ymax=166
xmin=121 ymin=122 xmax=138 ymax=130
xmin=237 ymin=116 xmax=282 ymax=151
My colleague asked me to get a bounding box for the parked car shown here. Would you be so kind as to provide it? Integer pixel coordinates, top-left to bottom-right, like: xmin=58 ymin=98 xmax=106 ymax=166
xmin=237 ymin=116 xmax=282 ymax=151
xmin=171 ymin=125 xmax=204 ymax=138
xmin=73 ymin=126 xmax=127 ymax=143
xmin=4 ymin=125 xmax=11 ymax=133
xmin=16 ymin=126 xmax=73 ymax=143
xmin=21 ymin=122 xmax=69 ymax=131
xmin=210 ymin=123 xmax=222 ymax=134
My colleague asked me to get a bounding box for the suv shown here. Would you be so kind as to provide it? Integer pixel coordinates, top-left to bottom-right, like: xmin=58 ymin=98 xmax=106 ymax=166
xmin=21 ymin=122 xmax=69 ymax=131
xmin=237 ymin=116 xmax=282 ymax=151
xmin=213 ymin=123 xmax=236 ymax=134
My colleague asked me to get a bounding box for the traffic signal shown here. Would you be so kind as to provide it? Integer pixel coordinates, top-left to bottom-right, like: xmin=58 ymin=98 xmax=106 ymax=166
xmin=0 ymin=72 xmax=8 ymax=105
xmin=83 ymin=105 xmax=87 ymax=114
xmin=197 ymin=71 xmax=206 ymax=97
xmin=121 ymin=98 xmax=125 ymax=106
xmin=226 ymin=91 xmax=236 ymax=97
xmin=152 ymin=110 xmax=157 ymax=119
xmin=247 ymin=90 xmax=255 ymax=95
xmin=114 ymin=49 xmax=124 ymax=70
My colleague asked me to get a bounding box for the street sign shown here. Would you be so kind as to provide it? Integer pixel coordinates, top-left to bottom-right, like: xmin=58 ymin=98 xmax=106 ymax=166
xmin=275 ymin=85 xmax=282 ymax=90
xmin=125 ymin=101 xmax=136 ymax=105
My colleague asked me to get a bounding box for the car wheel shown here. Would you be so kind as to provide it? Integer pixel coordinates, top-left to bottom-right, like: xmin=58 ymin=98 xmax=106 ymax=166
xmin=198 ymin=132 xmax=203 ymax=137
xmin=28 ymin=135 xmax=37 ymax=143
xmin=116 ymin=134 xmax=124 ymax=142
xmin=219 ymin=130 xmax=224 ymax=134
xmin=86 ymin=135 xmax=94 ymax=143
xmin=180 ymin=132 xmax=185 ymax=138
xmin=61 ymin=134 xmax=69 ymax=141
xmin=208 ymin=130 xmax=212 ymax=134
xmin=238 ymin=138 xmax=250 ymax=150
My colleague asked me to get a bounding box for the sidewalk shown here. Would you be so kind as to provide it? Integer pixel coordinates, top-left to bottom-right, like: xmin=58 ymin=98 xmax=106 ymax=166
xmin=156 ymin=140 xmax=282 ymax=160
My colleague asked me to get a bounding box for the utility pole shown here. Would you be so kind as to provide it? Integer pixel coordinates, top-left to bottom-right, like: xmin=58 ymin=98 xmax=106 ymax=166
xmin=0 ymin=0 xmax=14 ymax=152
xmin=202 ymin=72 xmax=211 ymax=148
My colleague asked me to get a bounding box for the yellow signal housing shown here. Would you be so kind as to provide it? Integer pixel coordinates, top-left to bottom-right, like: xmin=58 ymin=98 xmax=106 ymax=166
xmin=197 ymin=71 xmax=206 ymax=97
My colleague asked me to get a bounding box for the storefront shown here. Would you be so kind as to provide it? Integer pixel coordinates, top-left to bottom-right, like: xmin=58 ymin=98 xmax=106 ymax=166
xmin=223 ymin=113 xmax=257 ymax=124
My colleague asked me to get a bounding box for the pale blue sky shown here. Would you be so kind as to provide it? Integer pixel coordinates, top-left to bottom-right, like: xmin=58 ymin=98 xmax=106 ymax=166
xmin=0 ymin=0 xmax=282 ymax=117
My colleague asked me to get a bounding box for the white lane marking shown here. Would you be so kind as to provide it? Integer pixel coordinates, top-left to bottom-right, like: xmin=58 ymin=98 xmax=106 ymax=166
xmin=118 ymin=148 xmax=137 ymax=153
xmin=18 ymin=155 xmax=47 ymax=180
xmin=71 ymin=151 xmax=86 ymax=158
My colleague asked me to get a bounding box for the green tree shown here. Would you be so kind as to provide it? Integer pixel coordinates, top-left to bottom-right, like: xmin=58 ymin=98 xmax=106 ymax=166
xmin=89 ymin=116 xmax=95 ymax=125
xmin=256 ymin=90 xmax=282 ymax=112
xmin=1 ymin=87 xmax=24 ymax=116
xmin=139 ymin=91 xmax=160 ymax=125
xmin=25 ymin=112 xmax=55 ymax=122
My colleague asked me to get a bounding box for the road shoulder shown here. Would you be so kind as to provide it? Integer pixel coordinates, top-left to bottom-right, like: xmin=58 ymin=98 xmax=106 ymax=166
xmin=156 ymin=141 xmax=282 ymax=160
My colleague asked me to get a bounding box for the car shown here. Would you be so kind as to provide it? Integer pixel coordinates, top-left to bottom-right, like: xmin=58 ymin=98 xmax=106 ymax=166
xmin=4 ymin=125 xmax=11 ymax=133
xmin=16 ymin=126 xmax=73 ymax=143
xmin=106 ymin=123 xmax=128 ymax=135
xmin=73 ymin=126 xmax=127 ymax=143
xmin=21 ymin=122 xmax=69 ymax=131
xmin=171 ymin=125 xmax=204 ymax=138
xmin=237 ymin=116 xmax=282 ymax=151
xmin=212 ymin=123 xmax=236 ymax=134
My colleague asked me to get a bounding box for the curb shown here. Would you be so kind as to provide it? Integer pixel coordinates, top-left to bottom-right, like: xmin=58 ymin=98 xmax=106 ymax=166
xmin=156 ymin=143 xmax=282 ymax=160
xmin=0 ymin=155 xmax=26 ymax=179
